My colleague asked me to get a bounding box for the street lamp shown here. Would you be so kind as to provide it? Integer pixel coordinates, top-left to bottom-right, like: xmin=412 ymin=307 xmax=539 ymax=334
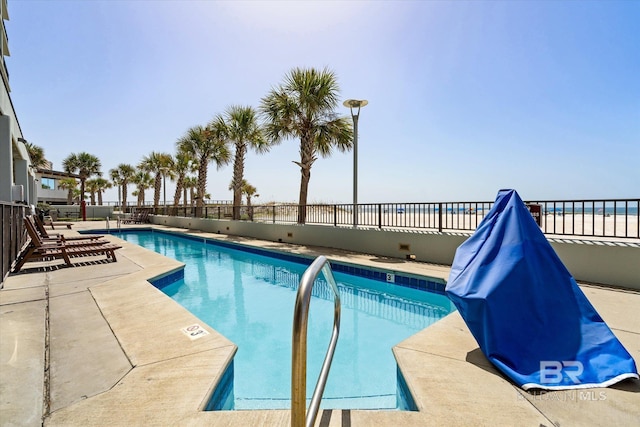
xmin=343 ymin=99 xmax=368 ymax=227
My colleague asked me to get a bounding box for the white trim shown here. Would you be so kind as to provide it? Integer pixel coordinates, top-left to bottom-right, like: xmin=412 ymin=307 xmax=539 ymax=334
xmin=522 ymin=372 xmax=639 ymax=391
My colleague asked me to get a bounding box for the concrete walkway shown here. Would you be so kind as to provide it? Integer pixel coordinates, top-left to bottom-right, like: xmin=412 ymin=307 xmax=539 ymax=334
xmin=1 ymin=223 xmax=638 ymax=426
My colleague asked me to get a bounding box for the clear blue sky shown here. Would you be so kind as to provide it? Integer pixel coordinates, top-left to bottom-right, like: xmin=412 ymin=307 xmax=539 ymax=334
xmin=7 ymin=0 xmax=640 ymax=204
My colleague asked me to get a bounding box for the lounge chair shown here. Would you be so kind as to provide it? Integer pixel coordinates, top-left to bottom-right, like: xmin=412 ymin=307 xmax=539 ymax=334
xmin=31 ymin=216 xmax=104 ymax=242
xmin=12 ymin=220 xmax=122 ymax=273
xmin=137 ymin=209 xmax=150 ymax=223
xmin=24 ymin=218 xmax=111 ymax=247
xmin=121 ymin=212 xmax=137 ymax=224
xmin=122 ymin=208 xmax=151 ymax=224
xmin=42 ymin=215 xmax=74 ymax=229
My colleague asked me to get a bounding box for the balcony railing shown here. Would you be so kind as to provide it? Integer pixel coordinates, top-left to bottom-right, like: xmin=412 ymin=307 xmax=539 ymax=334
xmin=146 ymin=198 xmax=638 ymax=240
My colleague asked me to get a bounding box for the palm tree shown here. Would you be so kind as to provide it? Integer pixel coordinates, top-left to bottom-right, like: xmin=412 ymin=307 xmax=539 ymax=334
xmin=242 ymin=180 xmax=259 ymax=206
xmin=93 ymin=177 xmax=111 ymax=205
xmin=85 ymin=179 xmax=99 ymax=205
xmin=229 ymin=179 xmax=259 ymax=220
xmin=176 ymin=125 xmax=231 ymax=215
xmin=73 ymin=188 xmax=84 ymax=204
xmin=260 ymin=67 xmax=353 ymax=223
xmin=227 ymin=179 xmax=259 ymax=205
xmin=86 ymin=178 xmax=110 ymax=205
xmin=109 ymin=169 xmax=123 ymax=209
xmin=216 ymin=105 xmax=269 ymax=220
xmin=242 ymin=180 xmax=259 ymax=221
xmin=172 ymin=150 xmax=196 ymax=207
xmin=63 ymin=152 xmax=102 ymax=219
xmin=58 ymin=177 xmax=78 ymax=205
xmin=132 ymin=170 xmax=154 ymax=207
xmin=24 ymin=142 xmax=49 ymax=169
xmin=109 ymin=164 xmax=136 ymax=212
xmin=182 ymin=176 xmax=198 ymax=207
xmin=139 ymin=152 xmax=174 ymax=210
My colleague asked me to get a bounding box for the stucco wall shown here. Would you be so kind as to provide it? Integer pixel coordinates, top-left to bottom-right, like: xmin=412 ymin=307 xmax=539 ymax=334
xmin=53 ymin=205 xmax=114 ymax=219
xmin=549 ymin=240 xmax=640 ymax=291
xmin=151 ymin=215 xmax=640 ymax=291
xmin=38 ymin=187 xmax=68 ymax=203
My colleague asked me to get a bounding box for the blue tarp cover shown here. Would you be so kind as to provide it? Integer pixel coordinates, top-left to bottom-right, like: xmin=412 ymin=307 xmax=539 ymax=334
xmin=446 ymin=189 xmax=638 ymax=390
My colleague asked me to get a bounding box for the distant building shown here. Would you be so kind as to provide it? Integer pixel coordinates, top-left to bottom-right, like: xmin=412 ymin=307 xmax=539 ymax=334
xmin=0 ymin=0 xmax=36 ymax=205
xmin=36 ymin=168 xmax=80 ymax=205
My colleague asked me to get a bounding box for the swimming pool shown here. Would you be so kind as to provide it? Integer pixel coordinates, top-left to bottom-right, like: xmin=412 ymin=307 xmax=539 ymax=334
xmin=112 ymin=230 xmax=455 ymax=410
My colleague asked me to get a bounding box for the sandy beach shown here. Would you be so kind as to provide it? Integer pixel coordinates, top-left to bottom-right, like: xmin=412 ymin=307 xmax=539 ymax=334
xmin=371 ymin=211 xmax=639 ymax=239
xmin=253 ymin=207 xmax=639 ymax=239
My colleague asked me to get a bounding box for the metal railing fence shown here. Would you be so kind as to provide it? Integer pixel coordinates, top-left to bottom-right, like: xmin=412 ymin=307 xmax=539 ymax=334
xmin=102 ymin=199 xmax=232 ymax=211
xmin=150 ymin=198 xmax=639 ymax=239
xmin=2 ymin=198 xmax=636 ymax=286
xmin=529 ymin=199 xmax=639 ymax=239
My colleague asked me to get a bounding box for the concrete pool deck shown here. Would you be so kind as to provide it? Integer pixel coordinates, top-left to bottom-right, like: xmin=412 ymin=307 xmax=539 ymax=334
xmin=1 ymin=223 xmax=638 ymax=426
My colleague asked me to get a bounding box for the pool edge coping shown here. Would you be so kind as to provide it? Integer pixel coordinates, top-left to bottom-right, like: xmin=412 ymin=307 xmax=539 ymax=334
xmin=42 ymin=223 xmax=640 ymax=426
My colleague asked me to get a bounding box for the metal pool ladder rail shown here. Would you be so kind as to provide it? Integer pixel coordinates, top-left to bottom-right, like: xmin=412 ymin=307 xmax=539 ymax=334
xmin=291 ymin=256 xmax=341 ymax=427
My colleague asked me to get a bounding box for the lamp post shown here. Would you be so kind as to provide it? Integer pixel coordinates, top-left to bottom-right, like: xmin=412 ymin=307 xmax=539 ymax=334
xmin=343 ymin=99 xmax=368 ymax=227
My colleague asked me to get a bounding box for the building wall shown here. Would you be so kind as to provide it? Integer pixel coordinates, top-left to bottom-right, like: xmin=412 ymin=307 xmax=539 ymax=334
xmin=37 ymin=187 xmax=68 ymax=204
xmin=54 ymin=205 xmax=114 ymax=219
xmin=0 ymin=0 xmax=35 ymax=205
xmin=35 ymin=171 xmax=78 ymax=204
xmin=151 ymin=216 xmax=640 ymax=291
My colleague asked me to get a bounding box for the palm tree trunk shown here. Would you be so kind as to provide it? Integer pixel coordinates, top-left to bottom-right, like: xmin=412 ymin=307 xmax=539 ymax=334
xmin=196 ymin=162 xmax=208 ymax=217
xmin=174 ymin=176 xmax=183 ymax=207
xmin=80 ymin=177 xmax=87 ymax=221
xmin=153 ymin=174 xmax=161 ymax=210
xmin=247 ymin=197 xmax=253 ymax=221
xmin=80 ymin=178 xmax=86 ymax=203
xmin=298 ymin=167 xmax=311 ymax=224
xmin=122 ymin=184 xmax=128 ymax=213
xmin=297 ymin=136 xmax=315 ymax=224
xmin=232 ymin=143 xmax=246 ymax=220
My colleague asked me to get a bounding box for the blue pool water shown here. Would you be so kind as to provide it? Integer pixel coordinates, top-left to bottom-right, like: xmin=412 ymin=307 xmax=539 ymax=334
xmin=114 ymin=230 xmax=455 ymax=410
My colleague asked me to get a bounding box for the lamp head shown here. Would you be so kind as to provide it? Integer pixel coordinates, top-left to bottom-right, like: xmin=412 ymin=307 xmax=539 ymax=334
xmin=343 ymin=99 xmax=368 ymax=108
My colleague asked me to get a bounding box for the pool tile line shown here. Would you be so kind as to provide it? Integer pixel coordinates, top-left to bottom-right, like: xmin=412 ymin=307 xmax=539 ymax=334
xmin=205 ymin=361 xmax=235 ymax=411
xmin=195 ymin=231 xmax=450 ymax=294
xmin=149 ymin=267 xmax=185 ymax=289
xmin=329 ymin=263 xmax=447 ymax=295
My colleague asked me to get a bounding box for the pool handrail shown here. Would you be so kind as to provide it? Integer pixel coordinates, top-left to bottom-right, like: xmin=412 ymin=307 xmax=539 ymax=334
xmin=291 ymin=256 xmax=341 ymax=427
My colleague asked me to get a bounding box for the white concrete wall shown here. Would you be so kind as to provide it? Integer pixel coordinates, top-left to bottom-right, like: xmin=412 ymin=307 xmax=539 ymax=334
xmin=53 ymin=205 xmax=114 ymax=219
xmin=0 ymin=114 xmax=12 ymax=202
xmin=151 ymin=216 xmax=640 ymax=291
xmin=550 ymin=241 xmax=640 ymax=291
xmin=1 ymin=4 xmax=35 ymax=206
xmin=38 ymin=187 xmax=69 ymax=204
